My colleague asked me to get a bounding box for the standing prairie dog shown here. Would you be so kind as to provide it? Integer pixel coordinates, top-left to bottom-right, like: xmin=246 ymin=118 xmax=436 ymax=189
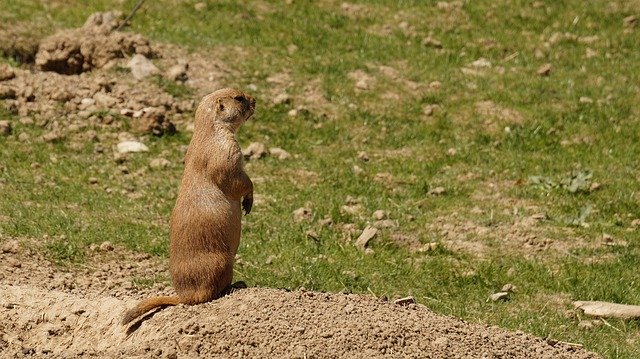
xmin=122 ymin=88 xmax=255 ymax=325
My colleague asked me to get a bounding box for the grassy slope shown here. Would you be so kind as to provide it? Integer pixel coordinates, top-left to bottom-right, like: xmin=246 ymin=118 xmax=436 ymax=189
xmin=1 ymin=1 xmax=639 ymax=357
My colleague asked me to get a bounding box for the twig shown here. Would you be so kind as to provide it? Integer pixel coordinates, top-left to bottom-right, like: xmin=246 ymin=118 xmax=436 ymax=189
xmin=600 ymin=318 xmax=622 ymax=332
xmin=116 ymin=0 xmax=146 ymax=32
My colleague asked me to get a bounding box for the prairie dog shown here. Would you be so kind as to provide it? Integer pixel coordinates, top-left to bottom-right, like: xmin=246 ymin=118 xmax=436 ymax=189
xmin=122 ymin=88 xmax=255 ymax=325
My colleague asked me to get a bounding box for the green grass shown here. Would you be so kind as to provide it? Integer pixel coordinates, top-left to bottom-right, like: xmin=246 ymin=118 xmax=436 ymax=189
xmin=1 ymin=1 xmax=639 ymax=357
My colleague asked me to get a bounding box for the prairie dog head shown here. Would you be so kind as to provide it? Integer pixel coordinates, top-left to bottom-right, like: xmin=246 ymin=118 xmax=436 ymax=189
xmin=195 ymin=88 xmax=256 ymax=133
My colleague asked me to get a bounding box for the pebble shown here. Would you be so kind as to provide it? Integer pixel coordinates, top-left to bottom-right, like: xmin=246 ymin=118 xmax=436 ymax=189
xmin=269 ymin=147 xmax=291 ymax=160
xmin=117 ymin=141 xmax=149 ymax=153
xmin=0 ymin=120 xmax=12 ymax=136
xmin=355 ymin=226 xmax=377 ymax=249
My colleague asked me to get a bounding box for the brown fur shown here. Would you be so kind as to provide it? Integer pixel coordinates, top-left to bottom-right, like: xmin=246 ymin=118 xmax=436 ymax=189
xmin=122 ymin=88 xmax=255 ymax=325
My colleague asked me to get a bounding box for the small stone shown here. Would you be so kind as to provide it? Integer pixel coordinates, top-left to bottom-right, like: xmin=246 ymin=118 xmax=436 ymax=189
xmin=355 ymin=225 xmax=377 ymax=249
xmin=18 ymin=132 xmax=30 ymax=142
xmin=488 ymin=292 xmax=510 ymax=302
xmin=1 ymin=240 xmax=19 ymax=253
xmin=428 ymin=186 xmax=446 ymax=195
xmin=93 ymin=92 xmax=118 ymax=108
xmin=0 ymin=64 xmax=15 ymax=81
xmin=631 ymin=219 xmax=640 ymax=228
xmin=0 ymin=121 xmax=12 ymax=136
xmin=429 ymin=81 xmax=442 ymax=90
xmin=393 ymin=296 xmax=415 ymax=305
xmin=292 ymin=326 xmax=305 ymax=333
xmin=19 ymin=117 xmax=34 ymax=125
xmin=537 ymin=63 xmax=552 ymax=76
xmin=422 ymin=37 xmax=443 ymax=48
xmin=0 ymin=85 xmax=16 ymax=100
xmin=6 ymin=257 xmax=21 ymax=268
xmin=165 ymin=63 xmax=188 ymax=82
xmin=471 ymin=57 xmax=492 ymax=68
xmin=578 ymin=320 xmax=601 ymax=330
xmin=117 ymin=141 xmax=149 ymax=153
xmin=88 ymin=177 xmax=99 ymax=185
xmin=317 ymin=216 xmax=333 ymax=227
xmin=265 ymin=255 xmax=277 ymax=265
xmin=501 ymin=283 xmax=516 ymax=292
xmin=273 ymin=93 xmax=292 ymax=105
xmin=372 ymin=210 xmax=387 ymax=220
xmin=149 ymin=157 xmax=171 ymax=169
xmin=194 ymin=2 xmax=206 ymax=11
xmin=99 ymin=241 xmax=114 ymax=251
xmin=287 ymin=109 xmax=298 ymax=117
xmin=579 ymin=96 xmax=593 ymax=104
xmin=128 ymin=54 xmax=159 ymax=80
xmin=306 ymin=230 xmax=319 ymax=241
xmin=446 ymin=148 xmax=457 ymax=156
xmin=242 ymin=142 xmax=267 ymax=160
xmin=357 ymin=151 xmax=370 ymax=162
xmin=292 ymin=207 xmax=313 ymax=222
xmin=269 ymin=147 xmax=291 ymax=160
xmin=589 ymin=182 xmax=601 ymax=192
xmin=373 ymin=219 xmax=397 ymax=229
xmin=623 ymin=15 xmax=637 ymax=28
xmin=42 ymin=131 xmax=63 ymax=143
xmin=352 ymin=165 xmax=364 ymax=175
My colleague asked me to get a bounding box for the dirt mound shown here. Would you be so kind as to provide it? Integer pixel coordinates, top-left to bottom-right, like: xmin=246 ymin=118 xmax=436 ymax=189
xmin=0 ymin=239 xmax=601 ymax=358
xmin=1 ymin=12 xmax=230 ymax=139
xmin=35 ymin=11 xmax=154 ymax=75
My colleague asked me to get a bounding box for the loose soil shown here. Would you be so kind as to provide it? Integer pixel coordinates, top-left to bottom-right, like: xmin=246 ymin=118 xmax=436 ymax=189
xmin=0 ymin=238 xmax=601 ymax=359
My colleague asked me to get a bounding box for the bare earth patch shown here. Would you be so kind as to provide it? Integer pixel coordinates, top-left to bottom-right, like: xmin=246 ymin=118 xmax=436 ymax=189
xmin=0 ymin=238 xmax=601 ymax=358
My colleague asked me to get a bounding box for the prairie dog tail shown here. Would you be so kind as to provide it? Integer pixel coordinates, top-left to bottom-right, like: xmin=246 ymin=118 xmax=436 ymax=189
xmin=121 ymin=296 xmax=181 ymax=325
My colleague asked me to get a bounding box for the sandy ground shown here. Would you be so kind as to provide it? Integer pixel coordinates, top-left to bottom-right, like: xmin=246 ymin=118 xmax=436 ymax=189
xmin=0 ymin=239 xmax=601 ymax=359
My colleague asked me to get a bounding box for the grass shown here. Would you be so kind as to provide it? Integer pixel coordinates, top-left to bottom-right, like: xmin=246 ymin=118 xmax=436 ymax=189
xmin=1 ymin=0 xmax=639 ymax=357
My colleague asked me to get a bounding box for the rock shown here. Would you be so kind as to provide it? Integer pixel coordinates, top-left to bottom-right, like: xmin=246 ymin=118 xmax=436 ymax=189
xmin=1 ymin=240 xmax=20 ymax=253
xmin=373 ymin=219 xmax=397 ymax=229
xmin=428 ymin=186 xmax=446 ymax=195
xmin=355 ymin=226 xmax=377 ymax=249
xmin=372 ymin=210 xmax=387 ymax=220
xmin=623 ymin=15 xmax=637 ymax=28
xmin=537 ymin=63 xmax=552 ymax=76
xmin=42 ymin=131 xmax=64 ymax=143
xmin=242 ymin=142 xmax=267 ymax=160
xmin=0 ymin=64 xmax=16 ymax=81
xmin=88 ymin=177 xmax=99 ymax=184
xmin=269 ymin=147 xmax=291 ymax=160
xmin=422 ymin=37 xmax=443 ymax=48
xmin=488 ymin=292 xmax=510 ymax=302
xmin=93 ymin=92 xmax=118 ymax=108
xmin=273 ymin=93 xmax=292 ymax=105
xmin=165 ymin=63 xmax=188 ymax=82
xmin=357 ymin=151 xmax=370 ymax=162
xmin=116 ymin=141 xmax=149 ymax=153
xmin=393 ymin=296 xmax=415 ymax=306
xmin=128 ymin=54 xmax=159 ymax=80
xmin=194 ymin=2 xmax=207 ymax=11
xmin=131 ymin=108 xmax=176 ymax=136
xmin=471 ymin=58 xmax=492 ymax=68
xmin=149 ymin=158 xmax=171 ymax=169
xmin=501 ymin=283 xmax=516 ymax=292
xmin=0 ymin=85 xmax=16 ymax=99
xmin=18 ymin=133 xmax=30 ymax=142
xmin=99 ymin=241 xmax=114 ymax=251
xmin=292 ymin=207 xmax=313 ymax=222
xmin=0 ymin=121 xmax=12 ymax=136
xmin=579 ymin=96 xmax=593 ymax=104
